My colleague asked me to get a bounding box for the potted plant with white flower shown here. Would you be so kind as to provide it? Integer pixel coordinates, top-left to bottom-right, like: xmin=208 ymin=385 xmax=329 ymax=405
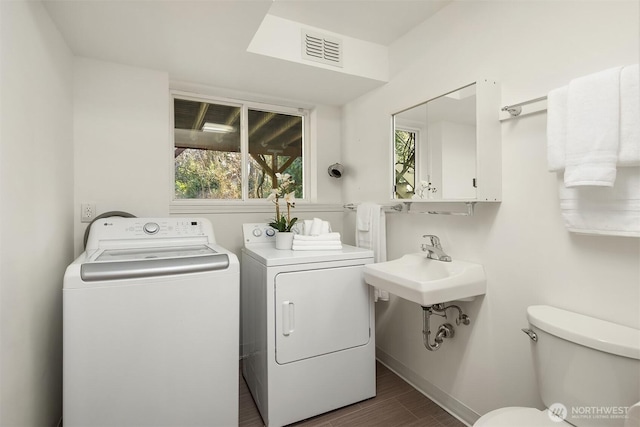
xmin=267 ymin=173 xmax=298 ymax=249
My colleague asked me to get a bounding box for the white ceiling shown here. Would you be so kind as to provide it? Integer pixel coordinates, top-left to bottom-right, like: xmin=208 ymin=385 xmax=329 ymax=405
xmin=268 ymin=1 xmax=450 ymax=46
xmin=43 ymin=0 xmax=451 ymax=105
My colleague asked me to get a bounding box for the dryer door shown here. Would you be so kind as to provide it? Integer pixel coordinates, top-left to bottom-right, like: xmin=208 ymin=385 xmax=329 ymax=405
xmin=274 ymin=265 xmax=370 ymax=364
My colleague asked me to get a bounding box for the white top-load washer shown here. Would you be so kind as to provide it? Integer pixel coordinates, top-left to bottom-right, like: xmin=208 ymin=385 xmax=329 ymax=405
xmin=64 ymin=217 xmax=239 ymax=427
xmin=241 ymin=223 xmax=376 ymax=427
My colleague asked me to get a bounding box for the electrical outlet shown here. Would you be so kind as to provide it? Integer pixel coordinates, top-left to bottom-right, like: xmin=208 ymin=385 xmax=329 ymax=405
xmin=81 ymin=203 xmax=96 ymax=223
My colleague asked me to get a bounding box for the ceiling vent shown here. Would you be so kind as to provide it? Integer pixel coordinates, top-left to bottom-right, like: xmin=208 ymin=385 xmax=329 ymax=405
xmin=302 ymin=30 xmax=343 ymax=68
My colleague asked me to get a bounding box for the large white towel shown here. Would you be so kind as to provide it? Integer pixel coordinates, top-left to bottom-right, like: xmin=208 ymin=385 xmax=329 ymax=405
xmin=548 ymin=64 xmax=639 ymax=172
xmin=547 ymin=86 xmax=568 ymax=172
xmin=619 ymin=64 xmax=640 ymax=166
xmin=558 ymin=167 xmax=640 ymax=237
xmin=564 ymin=66 xmax=623 ymax=187
xmin=548 ymin=65 xmax=640 ymax=237
xmin=355 ymin=203 xmax=389 ymax=302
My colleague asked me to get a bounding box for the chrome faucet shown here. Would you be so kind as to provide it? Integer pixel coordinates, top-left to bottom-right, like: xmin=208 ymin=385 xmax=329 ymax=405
xmin=421 ymin=235 xmax=452 ymax=262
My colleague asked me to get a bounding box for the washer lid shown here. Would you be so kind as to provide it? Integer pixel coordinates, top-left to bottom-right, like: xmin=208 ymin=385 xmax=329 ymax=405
xmin=242 ymin=243 xmax=373 ymax=266
xmin=95 ymin=245 xmax=217 ymax=262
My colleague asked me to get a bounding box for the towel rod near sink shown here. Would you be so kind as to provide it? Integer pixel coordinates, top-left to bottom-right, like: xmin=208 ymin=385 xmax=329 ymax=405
xmin=343 ymin=203 xmax=403 ymax=212
xmin=501 ymin=95 xmax=548 ymax=120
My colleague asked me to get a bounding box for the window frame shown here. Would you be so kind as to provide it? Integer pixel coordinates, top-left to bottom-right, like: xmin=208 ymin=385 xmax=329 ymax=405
xmin=169 ymin=90 xmax=311 ymax=212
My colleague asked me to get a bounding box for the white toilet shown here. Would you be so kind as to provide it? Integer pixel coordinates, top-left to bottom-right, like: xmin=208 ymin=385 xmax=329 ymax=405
xmin=474 ymin=305 xmax=640 ymax=427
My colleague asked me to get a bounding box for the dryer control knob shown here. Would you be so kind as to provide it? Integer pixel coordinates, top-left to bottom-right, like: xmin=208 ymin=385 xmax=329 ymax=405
xmin=265 ymin=228 xmax=275 ymax=237
xmin=252 ymin=228 xmax=262 ymax=237
xmin=143 ymin=222 xmax=160 ymax=235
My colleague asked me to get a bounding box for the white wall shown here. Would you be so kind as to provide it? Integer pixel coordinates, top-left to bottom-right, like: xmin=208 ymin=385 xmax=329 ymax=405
xmin=342 ymin=1 xmax=640 ymax=423
xmin=73 ymin=58 xmax=345 ymax=257
xmin=0 ymin=1 xmax=74 ymax=425
xmin=73 ymin=58 xmax=171 ymax=253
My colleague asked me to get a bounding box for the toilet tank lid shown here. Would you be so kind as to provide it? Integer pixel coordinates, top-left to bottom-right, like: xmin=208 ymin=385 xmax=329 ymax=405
xmin=527 ymin=305 xmax=640 ymax=360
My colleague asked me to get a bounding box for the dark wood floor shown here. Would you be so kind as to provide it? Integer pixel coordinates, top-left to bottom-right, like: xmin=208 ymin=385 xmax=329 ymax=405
xmin=239 ymin=361 xmax=467 ymax=427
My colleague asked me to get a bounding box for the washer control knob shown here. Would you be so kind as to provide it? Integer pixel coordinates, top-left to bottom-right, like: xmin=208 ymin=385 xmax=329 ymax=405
xmin=143 ymin=222 xmax=160 ymax=235
xmin=252 ymin=228 xmax=262 ymax=237
xmin=265 ymin=228 xmax=276 ymax=237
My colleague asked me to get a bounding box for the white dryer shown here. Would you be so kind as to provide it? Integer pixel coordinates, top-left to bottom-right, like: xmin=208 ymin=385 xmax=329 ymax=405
xmin=63 ymin=217 xmax=239 ymax=427
xmin=241 ymin=223 xmax=375 ymax=427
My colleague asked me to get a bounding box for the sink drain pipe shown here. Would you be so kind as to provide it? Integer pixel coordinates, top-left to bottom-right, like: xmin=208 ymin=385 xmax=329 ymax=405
xmin=422 ymin=303 xmax=471 ymax=351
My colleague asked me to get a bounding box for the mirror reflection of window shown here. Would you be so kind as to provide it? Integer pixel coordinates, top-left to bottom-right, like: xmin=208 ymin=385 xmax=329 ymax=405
xmin=394 ymin=128 xmax=416 ymax=199
xmin=392 ymin=82 xmax=478 ymax=201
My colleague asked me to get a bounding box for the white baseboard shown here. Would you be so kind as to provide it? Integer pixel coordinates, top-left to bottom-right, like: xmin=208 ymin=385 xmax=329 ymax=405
xmin=376 ymin=348 xmax=480 ymax=426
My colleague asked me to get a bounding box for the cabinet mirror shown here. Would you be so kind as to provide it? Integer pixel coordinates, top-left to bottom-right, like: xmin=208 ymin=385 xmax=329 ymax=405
xmin=392 ymin=80 xmax=501 ymax=202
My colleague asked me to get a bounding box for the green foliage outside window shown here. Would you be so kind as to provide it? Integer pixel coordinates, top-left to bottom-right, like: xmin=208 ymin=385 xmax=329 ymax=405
xmin=394 ymin=129 xmax=416 ymax=199
xmin=175 ymin=150 xmax=303 ymax=200
xmin=174 ymin=97 xmax=304 ymax=201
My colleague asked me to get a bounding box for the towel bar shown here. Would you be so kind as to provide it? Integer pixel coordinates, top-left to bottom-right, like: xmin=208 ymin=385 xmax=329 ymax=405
xmin=501 ymin=95 xmax=548 ymax=120
xmin=343 ymin=203 xmax=403 ymax=212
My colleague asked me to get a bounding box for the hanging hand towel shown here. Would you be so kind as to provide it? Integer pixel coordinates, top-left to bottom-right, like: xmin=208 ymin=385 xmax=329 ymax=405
xmin=564 ymin=66 xmax=623 ymax=187
xmin=356 ymin=204 xmax=371 ymax=232
xmin=355 ymin=203 xmax=389 ymax=302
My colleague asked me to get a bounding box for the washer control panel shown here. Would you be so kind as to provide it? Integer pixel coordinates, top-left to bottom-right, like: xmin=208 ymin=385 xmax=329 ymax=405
xmin=85 ymin=217 xmax=216 ymax=252
xmin=101 ymin=219 xmax=205 ymax=237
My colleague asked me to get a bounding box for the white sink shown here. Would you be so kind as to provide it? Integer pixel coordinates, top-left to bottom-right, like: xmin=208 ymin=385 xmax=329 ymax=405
xmin=363 ymin=253 xmax=486 ymax=306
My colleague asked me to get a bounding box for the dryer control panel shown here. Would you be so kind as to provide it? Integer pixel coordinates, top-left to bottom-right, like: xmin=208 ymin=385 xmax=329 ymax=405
xmin=242 ymin=223 xmax=277 ymax=245
xmin=242 ymin=223 xmax=302 ymax=245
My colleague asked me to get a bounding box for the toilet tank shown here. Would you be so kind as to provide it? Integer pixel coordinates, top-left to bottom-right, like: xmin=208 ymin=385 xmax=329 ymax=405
xmin=527 ymin=305 xmax=640 ymax=427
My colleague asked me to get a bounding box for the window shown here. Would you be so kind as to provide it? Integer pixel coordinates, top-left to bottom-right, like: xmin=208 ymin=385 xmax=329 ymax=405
xmin=173 ymin=94 xmax=306 ymax=201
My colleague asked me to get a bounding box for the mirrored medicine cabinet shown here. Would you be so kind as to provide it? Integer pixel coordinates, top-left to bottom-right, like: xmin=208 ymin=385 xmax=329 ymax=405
xmin=392 ymin=79 xmax=501 ymax=203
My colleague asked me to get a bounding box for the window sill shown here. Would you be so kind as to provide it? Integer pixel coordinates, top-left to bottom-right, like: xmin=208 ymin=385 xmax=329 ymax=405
xmin=169 ymin=200 xmax=344 ymax=215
